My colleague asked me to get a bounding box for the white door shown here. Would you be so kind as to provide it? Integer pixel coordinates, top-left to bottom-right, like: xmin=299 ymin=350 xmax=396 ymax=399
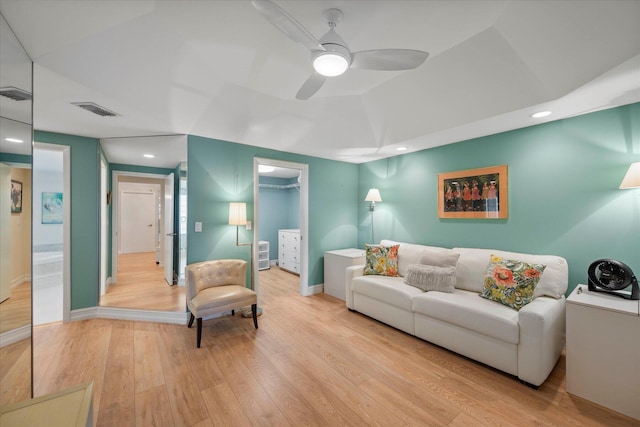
xmin=121 ymin=191 xmax=156 ymax=254
xmin=163 ymin=173 xmax=174 ymax=285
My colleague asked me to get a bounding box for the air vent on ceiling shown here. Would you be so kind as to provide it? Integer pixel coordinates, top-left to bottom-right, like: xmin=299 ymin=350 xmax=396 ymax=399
xmin=0 ymin=86 xmax=32 ymax=101
xmin=72 ymin=102 xmax=119 ymax=117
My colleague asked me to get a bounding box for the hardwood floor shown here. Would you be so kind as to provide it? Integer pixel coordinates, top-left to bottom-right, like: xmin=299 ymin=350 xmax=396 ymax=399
xmin=0 ymin=281 xmax=31 ymax=334
xmin=24 ymin=266 xmax=636 ymax=426
xmin=100 ymin=252 xmax=185 ymax=311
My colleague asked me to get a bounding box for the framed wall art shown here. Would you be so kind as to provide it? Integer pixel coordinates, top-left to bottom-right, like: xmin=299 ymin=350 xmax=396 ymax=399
xmin=438 ymin=165 xmax=508 ymax=219
xmin=42 ymin=191 xmax=63 ymax=224
xmin=11 ymin=180 xmax=22 ymax=213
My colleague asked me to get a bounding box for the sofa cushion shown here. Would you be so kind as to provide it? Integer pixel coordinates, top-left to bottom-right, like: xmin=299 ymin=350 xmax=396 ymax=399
xmin=380 ymin=240 xmax=451 ymax=277
xmin=480 ymin=256 xmax=546 ymax=310
xmin=453 ymin=247 xmax=568 ymax=298
xmin=404 ymin=264 xmax=456 ymax=292
xmin=419 ymin=247 xmax=460 ymax=268
xmin=352 ymin=276 xmax=422 ymax=310
xmin=364 ymin=244 xmax=399 ymax=277
xmin=412 ymin=289 xmax=520 ymax=344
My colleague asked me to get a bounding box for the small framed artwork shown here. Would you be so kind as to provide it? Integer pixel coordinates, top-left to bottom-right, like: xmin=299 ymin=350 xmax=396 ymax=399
xmin=42 ymin=192 xmax=63 ymax=224
xmin=11 ymin=180 xmax=23 ymax=213
xmin=438 ymin=165 xmax=508 ymax=219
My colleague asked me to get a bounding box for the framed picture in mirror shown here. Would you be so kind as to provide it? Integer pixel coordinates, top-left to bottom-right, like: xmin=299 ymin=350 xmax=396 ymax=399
xmin=11 ymin=180 xmax=22 ymax=213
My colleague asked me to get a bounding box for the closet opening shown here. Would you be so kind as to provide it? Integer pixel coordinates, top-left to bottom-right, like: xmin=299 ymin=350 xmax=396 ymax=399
xmin=253 ymin=158 xmax=309 ymax=302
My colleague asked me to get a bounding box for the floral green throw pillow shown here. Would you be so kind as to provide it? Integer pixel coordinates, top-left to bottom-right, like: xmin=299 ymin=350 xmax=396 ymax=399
xmin=480 ymin=255 xmax=546 ymax=310
xmin=364 ymin=244 xmax=400 ymax=277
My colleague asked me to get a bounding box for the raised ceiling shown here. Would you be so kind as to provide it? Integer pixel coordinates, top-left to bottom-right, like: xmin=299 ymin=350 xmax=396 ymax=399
xmin=1 ymin=0 xmax=639 ymax=166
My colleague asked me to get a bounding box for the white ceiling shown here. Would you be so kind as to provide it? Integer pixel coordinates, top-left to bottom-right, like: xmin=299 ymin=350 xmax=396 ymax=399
xmin=1 ymin=0 xmax=639 ymax=167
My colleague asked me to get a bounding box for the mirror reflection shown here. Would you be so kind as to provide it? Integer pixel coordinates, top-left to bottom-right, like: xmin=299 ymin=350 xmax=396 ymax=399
xmin=0 ymin=12 xmax=33 ymax=404
xmin=99 ymin=135 xmax=187 ymax=312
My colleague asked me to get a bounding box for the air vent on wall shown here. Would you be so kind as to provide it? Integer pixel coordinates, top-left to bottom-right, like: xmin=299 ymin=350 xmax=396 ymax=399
xmin=72 ymin=102 xmax=119 ymax=117
xmin=0 ymin=86 xmax=32 ymax=101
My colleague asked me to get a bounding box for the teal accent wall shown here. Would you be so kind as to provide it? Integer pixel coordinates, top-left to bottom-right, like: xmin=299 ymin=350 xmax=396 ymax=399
xmin=258 ymin=176 xmax=300 ymax=261
xmin=0 ymin=153 xmax=32 ymax=164
xmin=358 ymin=103 xmax=640 ymax=295
xmin=187 ymin=135 xmax=359 ymax=286
xmin=34 ymin=130 xmax=100 ymax=309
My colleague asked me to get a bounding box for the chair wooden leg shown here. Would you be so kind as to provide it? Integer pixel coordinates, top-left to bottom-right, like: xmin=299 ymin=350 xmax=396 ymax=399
xmin=197 ymin=318 xmax=202 ymax=348
xmin=252 ymin=304 xmax=258 ymax=329
xmin=188 ymin=313 xmax=195 ymax=328
xmin=231 ymin=309 xmax=235 ymax=316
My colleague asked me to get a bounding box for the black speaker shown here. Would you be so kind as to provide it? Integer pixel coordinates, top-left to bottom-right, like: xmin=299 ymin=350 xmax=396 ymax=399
xmin=587 ymin=259 xmax=639 ymax=300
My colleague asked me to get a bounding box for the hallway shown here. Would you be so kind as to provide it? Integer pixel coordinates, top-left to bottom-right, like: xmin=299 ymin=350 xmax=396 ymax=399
xmin=100 ymin=252 xmax=185 ymax=312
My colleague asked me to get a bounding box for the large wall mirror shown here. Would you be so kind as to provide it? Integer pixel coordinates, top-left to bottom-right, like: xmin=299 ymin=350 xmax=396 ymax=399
xmin=0 ymin=12 xmax=33 ymax=404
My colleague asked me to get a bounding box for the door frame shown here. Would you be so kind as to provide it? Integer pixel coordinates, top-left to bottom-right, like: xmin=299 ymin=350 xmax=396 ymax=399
xmin=33 ymin=142 xmax=71 ymax=322
xmin=253 ymin=157 xmax=309 ymax=298
xmin=110 ymin=170 xmax=174 ymax=284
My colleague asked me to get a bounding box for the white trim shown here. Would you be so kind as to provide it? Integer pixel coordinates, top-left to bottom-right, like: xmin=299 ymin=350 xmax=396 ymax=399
xmin=0 ymin=324 xmax=31 ymax=348
xmin=110 ymin=170 xmax=173 ymax=285
xmin=11 ymin=274 xmax=31 ymax=288
xmin=307 ymin=284 xmax=324 ymax=295
xmin=253 ymin=157 xmax=309 ymax=299
xmin=70 ymin=306 xmax=187 ymax=325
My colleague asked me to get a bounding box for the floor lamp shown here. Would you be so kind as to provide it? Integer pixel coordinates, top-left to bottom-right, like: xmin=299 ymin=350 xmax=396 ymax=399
xmin=365 ymin=188 xmax=382 ymax=243
xmin=229 ymin=202 xmax=260 ymax=317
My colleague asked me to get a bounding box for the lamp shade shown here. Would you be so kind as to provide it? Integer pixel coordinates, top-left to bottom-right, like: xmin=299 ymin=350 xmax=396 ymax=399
xmin=620 ymin=162 xmax=640 ymax=189
xmin=228 ymin=202 xmax=247 ymax=225
xmin=365 ymin=188 xmax=382 ymax=203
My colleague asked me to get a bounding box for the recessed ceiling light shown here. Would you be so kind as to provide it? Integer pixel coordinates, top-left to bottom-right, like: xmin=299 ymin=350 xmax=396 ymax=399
xmin=396 ymin=146 xmax=408 ymax=151
xmin=143 ymin=154 xmax=155 ymax=158
xmin=4 ymin=137 xmax=23 ymax=143
xmin=530 ymin=111 xmax=552 ymax=118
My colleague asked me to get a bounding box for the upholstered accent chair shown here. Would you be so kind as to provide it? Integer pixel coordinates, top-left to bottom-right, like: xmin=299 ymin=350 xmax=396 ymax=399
xmin=186 ymin=259 xmax=258 ymax=348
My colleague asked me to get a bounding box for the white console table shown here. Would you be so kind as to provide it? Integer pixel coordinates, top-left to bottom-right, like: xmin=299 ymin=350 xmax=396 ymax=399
xmin=566 ymin=285 xmax=639 ymax=420
xmin=324 ymin=248 xmax=365 ymax=301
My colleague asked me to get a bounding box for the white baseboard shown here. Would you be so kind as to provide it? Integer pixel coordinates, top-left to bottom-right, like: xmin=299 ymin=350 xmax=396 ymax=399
xmin=11 ymin=274 xmax=31 ymax=289
xmin=303 ymin=284 xmax=324 ymax=296
xmin=70 ymin=306 xmax=187 ymax=325
xmin=0 ymin=324 xmax=31 ymax=348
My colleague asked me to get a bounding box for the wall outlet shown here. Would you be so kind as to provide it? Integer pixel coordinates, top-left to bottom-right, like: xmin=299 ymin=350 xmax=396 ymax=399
xmin=195 ymin=222 xmax=202 ymax=232
xmin=246 ymin=220 xmax=252 ymax=230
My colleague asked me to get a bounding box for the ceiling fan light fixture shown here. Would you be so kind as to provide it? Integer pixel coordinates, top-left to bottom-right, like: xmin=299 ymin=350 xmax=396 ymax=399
xmin=313 ymin=43 xmax=350 ymax=77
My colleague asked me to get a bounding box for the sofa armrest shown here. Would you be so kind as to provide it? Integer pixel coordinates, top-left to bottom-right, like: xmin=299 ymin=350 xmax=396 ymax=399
xmin=517 ymin=296 xmax=566 ymax=386
xmin=345 ymin=264 xmax=364 ymax=309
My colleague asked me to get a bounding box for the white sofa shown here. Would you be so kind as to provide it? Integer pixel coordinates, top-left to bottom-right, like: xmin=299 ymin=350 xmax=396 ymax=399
xmin=345 ymin=240 xmax=568 ymax=387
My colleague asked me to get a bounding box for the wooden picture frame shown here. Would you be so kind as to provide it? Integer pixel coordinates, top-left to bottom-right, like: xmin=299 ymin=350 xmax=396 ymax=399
xmin=438 ymin=165 xmax=508 ymax=219
xmin=11 ymin=180 xmax=22 ymax=213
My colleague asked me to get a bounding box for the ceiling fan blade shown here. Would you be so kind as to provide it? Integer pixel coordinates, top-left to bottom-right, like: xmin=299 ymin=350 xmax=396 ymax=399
xmin=252 ymin=0 xmax=325 ymax=52
xmin=351 ymin=49 xmax=429 ymax=71
xmin=296 ymin=73 xmax=327 ymax=100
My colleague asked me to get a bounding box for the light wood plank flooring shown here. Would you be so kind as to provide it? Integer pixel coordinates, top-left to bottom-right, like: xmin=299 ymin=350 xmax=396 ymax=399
xmin=100 ymin=252 xmax=185 ymax=311
xmin=25 ymin=266 xmax=636 ymax=426
xmin=0 ymin=281 xmax=31 ymax=334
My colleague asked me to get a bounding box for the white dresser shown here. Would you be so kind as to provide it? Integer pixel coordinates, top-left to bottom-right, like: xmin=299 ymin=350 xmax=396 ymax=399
xmin=258 ymin=241 xmax=270 ymax=271
xmin=566 ymin=285 xmax=640 ymax=420
xmin=278 ymin=229 xmax=300 ymax=274
xmin=324 ymin=248 xmax=366 ymax=301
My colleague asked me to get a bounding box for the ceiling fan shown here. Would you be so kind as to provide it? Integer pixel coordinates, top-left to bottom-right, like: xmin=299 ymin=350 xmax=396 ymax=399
xmin=251 ymin=0 xmax=429 ymax=100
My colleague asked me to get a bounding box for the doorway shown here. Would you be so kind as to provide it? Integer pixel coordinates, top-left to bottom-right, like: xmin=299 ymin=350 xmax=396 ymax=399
xmin=32 ymin=143 xmax=70 ymax=325
xmin=253 ymin=158 xmax=309 ymax=300
xmin=100 ymin=170 xmax=184 ymax=312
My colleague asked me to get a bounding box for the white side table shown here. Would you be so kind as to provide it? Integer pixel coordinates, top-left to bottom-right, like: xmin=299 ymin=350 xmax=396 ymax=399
xmin=566 ymin=285 xmax=640 ymax=420
xmin=324 ymin=248 xmax=365 ymax=301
